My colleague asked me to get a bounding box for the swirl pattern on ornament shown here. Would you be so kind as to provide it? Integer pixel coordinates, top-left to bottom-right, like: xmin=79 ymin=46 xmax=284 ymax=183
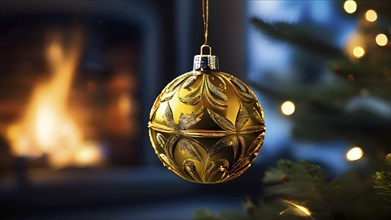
xmin=149 ymin=70 xmax=265 ymax=184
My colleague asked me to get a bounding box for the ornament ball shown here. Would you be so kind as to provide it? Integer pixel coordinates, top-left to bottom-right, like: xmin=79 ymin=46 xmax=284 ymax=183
xmin=148 ymin=47 xmax=265 ymax=184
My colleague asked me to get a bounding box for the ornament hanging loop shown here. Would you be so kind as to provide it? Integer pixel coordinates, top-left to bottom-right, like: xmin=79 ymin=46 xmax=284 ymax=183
xmin=194 ymin=0 xmax=217 ymax=71
xmin=200 ymin=44 xmax=212 ymax=55
xmin=194 ymin=44 xmax=218 ymax=71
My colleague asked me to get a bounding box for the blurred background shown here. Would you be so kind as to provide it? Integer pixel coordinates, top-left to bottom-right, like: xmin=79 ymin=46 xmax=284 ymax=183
xmin=0 ymin=0 xmax=390 ymax=219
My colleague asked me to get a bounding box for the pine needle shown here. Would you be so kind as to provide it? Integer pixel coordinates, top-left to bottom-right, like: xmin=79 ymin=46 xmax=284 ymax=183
xmin=250 ymin=17 xmax=343 ymax=58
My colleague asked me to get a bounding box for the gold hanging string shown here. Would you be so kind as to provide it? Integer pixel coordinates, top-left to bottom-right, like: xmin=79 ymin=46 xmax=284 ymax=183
xmin=202 ymin=0 xmax=209 ymax=45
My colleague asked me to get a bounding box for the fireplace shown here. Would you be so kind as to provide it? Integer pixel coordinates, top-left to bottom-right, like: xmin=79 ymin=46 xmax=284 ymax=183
xmin=0 ymin=2 xmax=177 ymax=217
xmin=0 ymin=1 xmax=167 ymax=172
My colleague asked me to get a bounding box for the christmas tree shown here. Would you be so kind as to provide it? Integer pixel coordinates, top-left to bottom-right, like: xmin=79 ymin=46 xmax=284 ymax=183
xmin=195 ymin=0 xmax=390 ymax=219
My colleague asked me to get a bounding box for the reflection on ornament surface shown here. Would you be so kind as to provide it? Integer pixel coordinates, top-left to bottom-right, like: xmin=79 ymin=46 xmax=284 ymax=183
xmin=149 ymin=69 xmax=265 ymax=184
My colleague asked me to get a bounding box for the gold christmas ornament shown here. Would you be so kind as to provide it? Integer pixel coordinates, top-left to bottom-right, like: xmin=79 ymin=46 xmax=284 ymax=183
xmin=148 ymin=0 xmax=265 ymax=184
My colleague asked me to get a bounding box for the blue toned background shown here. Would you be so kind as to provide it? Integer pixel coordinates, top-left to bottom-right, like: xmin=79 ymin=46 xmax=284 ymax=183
xmin=247 ymin=0 xmax=357 ymax=175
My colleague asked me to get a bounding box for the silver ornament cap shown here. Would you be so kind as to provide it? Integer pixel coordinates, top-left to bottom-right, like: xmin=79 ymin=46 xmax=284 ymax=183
xmin=193 ymin=44 xmax=219 ymax=71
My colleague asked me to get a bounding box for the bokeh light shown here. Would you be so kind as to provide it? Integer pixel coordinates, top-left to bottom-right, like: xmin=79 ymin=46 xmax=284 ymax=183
xmin=346 ymin=146 xmax=364 ymax=161
xmin=365 ymin=9 xmax=377 ymax=22
xmin=352 ymin=46 xmax=365 ymax=58
xmin=281 ymin=101 xmax=295 ymax=116
xmin=375 ymin=33 xmax=388 ymax=46
xmin=344 ymin=0 xmax=357 ymax=14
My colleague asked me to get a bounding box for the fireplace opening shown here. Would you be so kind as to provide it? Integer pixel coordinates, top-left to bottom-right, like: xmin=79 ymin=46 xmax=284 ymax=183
xmin=0 ymin=12 xmax=144 ymax=171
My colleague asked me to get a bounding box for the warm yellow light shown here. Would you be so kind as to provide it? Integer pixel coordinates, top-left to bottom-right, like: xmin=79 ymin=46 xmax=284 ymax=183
xmin=352 ymin=46 xmax=365 ymax=58
xmin=344 ymin=0 xmax=357 ymax=14
xmin=280 ymin=200 xmax=312 ymax=219
xmin=35 ymin=103 xmax=56 ymax=150
xmin=6 ymin=124 xmax=42 ymax=157
xmin=281 ymin=101 xmax=295 ymax=116
xmin=376 ymin=34 xmax=388 ymax=46
xmin=5 ymin=32 xmax=83 ymax=167
xmin=365 ymin=9 xmax=377 ymax=22
xmin=74 ymin=142 xmax=103 ymax=166
xmin=346 ymin=147 xmax=364 ymax=161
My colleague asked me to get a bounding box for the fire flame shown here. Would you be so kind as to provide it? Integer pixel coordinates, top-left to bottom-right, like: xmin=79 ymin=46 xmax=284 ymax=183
xmin=6 ymin=31 xmax=103 ymax=168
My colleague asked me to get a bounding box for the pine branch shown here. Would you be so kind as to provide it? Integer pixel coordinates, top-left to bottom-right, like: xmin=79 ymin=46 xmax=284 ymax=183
xmin=374 ymin=171 xmax=391 ymax=202
xmin=248 ymin=79 xmax=391 ymax=147
xmin=248 ymin=80 xmax=356 ymax=103
xmin=195 ymin=160 xmax=332 ymax=220
xmin=262 ymin=160 xmax=326 ymax=193
xmin=329 ymin=51 xmax=391 ymax=91
xmin=250 ymin=17 xmax=344 ymax=58
xmin=261 ymin=160 xmax=332 ymax=219
xmin=194 ymin=161 xmax=391 ymax=220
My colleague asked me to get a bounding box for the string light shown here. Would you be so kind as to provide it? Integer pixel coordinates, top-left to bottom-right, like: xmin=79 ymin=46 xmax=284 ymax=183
xmin=375 ymin=34 xmax=388 ymax=46
xmin=365 ymin=9 xmax=377 ymax=22
xmin=386 ymin=153 xmax=391 ymax=162
xmin=344 ymin=0 xmax=357 ymax=14
xmin=346 ymin=146 xmax=364 ymax=161
xmin=281 ymin=101 xmax=295 ymax=116
xmin=352 ymin=46 xmax=365 ymax=58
